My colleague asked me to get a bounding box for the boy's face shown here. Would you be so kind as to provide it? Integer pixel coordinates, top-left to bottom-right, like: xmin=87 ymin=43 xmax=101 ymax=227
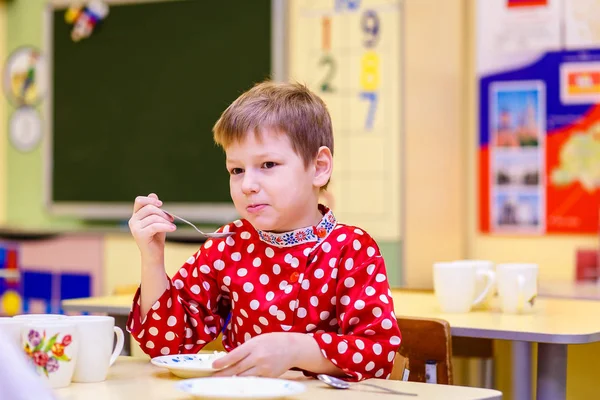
xmin=225 ymin=129 xmax=323 ymax=232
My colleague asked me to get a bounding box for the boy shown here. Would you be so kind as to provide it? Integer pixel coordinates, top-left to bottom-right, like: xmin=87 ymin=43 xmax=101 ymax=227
xmin=127 ymin=81 xmax=401 ymax=381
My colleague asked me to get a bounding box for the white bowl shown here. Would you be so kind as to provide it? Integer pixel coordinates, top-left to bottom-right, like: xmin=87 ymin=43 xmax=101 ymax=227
xmin=151 ymin=353 xmax=226 ymax=378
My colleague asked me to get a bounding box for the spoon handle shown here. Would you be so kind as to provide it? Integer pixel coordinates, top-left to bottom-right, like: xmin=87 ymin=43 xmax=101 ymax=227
xmin=164 ymin=211 xmax=205 ymax=234
xmin=162 ymin=210 xmax=233 ymax=238
xmin=359 ymin=382 xmax=418 ymax=396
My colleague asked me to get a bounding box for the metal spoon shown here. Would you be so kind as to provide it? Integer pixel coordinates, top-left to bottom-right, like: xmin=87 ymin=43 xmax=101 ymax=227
xmin=317 ymin=374 xmax=417 ymax=396
xmin=163 ymin=210 xmax=235 ymax=239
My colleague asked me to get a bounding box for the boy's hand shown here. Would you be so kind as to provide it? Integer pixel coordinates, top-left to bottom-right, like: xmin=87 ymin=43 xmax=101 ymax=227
xmin=128 ymin=193 xmax=176 ymax=264
xmin=212 ymin=333 xmax=301 ymax=378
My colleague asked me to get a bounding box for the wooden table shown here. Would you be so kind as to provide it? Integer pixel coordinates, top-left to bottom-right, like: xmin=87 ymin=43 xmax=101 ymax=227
xmin=539 ymin=281 xmax=600 ymax=301
xmin=54 ymin=356 xmax=501 ymax=400
xmin=390 ymin=290 xmax=600 ymax=400
xmin=63 ymin=289 xmax=600 ymax=400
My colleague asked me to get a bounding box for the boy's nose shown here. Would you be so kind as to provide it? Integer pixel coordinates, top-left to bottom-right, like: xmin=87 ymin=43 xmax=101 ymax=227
xmin=241 ymin=173 xmax=259 ymax=195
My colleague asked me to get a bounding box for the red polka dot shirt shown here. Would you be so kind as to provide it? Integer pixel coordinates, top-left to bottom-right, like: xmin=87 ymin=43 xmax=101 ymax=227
xmin=127 ymin=206 xmax=401 ymax=381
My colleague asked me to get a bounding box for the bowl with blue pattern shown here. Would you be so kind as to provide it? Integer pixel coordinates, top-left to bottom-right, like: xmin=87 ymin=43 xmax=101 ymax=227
xmin=150 ymin=352 xmax=227 ymax=378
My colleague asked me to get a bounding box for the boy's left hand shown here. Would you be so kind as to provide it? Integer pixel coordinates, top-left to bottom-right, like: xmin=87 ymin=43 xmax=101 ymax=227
xmin=211 ymin=332 xmax=300 ymax=378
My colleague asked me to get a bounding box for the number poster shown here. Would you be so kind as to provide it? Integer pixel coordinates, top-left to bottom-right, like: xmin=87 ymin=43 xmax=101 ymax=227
xmin=289 ymin=0 xmax=403 ymax=241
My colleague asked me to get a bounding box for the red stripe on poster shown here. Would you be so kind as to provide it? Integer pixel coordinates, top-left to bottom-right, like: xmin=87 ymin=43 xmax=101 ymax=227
xmin=507 ymin=0 xmax=548 ymax=7
xmin=479 ymin=146 xmax=490 ymax=232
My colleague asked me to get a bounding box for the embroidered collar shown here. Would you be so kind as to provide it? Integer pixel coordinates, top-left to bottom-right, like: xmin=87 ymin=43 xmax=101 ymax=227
xmin=256 ymin=205 xmax=337 ymax=247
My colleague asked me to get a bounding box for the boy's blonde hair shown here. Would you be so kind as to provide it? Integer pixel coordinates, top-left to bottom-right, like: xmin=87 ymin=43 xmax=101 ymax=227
xmin=213 ymin=81 xmax=334 ymax=167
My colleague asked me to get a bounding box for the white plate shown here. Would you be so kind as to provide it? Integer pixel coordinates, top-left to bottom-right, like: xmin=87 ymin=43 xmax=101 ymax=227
xmin=150 ymin=353 xmax=226 ymax=378
xmin=176 ymin=377 xmax=307 ymax=399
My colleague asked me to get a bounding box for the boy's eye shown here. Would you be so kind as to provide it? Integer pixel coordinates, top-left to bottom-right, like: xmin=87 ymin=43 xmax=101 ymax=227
xmin=262 ymin=162 xmax=277 ymax=169
xmin=230 ymin=168 xmax=243 ymax=175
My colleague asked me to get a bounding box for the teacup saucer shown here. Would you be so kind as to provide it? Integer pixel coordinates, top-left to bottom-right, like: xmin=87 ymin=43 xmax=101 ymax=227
xmin=150 ymin=353 xmax=227 ymax=378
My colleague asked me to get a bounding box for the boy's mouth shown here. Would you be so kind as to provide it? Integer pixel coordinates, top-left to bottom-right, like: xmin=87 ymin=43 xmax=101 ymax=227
xmin=247 ymin=204 xmax=267 ymax=213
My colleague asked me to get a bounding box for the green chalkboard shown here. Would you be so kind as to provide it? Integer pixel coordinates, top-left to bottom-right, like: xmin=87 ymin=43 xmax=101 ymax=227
xmin=51 ymin=0 xmax=271 ymax=211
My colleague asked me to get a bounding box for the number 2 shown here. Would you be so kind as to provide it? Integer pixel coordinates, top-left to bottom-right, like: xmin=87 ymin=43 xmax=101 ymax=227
xmin=319 ymin=54 xmax=337 ymax=93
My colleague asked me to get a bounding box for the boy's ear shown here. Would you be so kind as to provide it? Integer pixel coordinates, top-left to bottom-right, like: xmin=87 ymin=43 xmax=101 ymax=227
xmin=313 ymin=146 xmax=333 ymax=188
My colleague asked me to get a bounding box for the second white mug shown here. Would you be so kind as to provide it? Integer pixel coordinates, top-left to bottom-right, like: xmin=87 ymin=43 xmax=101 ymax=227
xmin=69 ymin=315 xmax=124 ymax=383
xmin=496 ymin=263 xmax=538 ymax=314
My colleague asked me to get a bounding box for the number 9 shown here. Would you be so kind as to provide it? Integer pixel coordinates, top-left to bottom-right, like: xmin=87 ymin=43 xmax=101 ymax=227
xmin=361 ymin=10 xmax=380 ymax=48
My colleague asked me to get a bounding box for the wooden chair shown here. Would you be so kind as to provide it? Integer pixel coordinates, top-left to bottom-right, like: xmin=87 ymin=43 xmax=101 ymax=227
xmin=390 ymin=316 xmax=453 ymax=384
xmin=203 ymin=333 xmax=226 ymax=352
xmin=390 ymin=353 xmax=411 ymax=381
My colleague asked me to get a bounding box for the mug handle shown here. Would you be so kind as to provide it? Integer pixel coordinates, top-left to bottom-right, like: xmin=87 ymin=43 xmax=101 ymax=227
xmin=472 ymin=269 xmax=496 ymax=307
xmin=516 ymin=274 xmax=526 ymax=312
xmin=109 ymin=326 xmax=125 ymax=366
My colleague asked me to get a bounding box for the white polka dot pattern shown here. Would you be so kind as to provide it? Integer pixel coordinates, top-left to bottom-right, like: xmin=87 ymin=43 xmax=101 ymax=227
xmin=126 ymin=215 xmax=400 ymax=382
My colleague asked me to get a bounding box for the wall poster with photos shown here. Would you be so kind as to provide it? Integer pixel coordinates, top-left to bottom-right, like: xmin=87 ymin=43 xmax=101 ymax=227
xmin=478 ymin=0 xmax=600 ymax=235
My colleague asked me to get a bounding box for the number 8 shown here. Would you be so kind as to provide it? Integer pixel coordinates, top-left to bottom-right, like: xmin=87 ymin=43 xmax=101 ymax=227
xmin=360 ymin=51 xmax=380 ymax=91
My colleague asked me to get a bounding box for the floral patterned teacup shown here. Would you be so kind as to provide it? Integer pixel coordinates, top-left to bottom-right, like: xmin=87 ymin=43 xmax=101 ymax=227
xmin=21 ymin=320 xmax=79 ymax=388
xmin=13 ymin=314 xmax=67 ymax=321
xmin=0 ymin=317 xmax=24 ymax=347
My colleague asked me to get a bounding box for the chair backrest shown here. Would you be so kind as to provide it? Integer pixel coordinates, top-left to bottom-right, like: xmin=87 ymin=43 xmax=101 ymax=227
xmin=390 ymin=353 xmax=410 ymax=381
xmin=202 ymin=333 xmax=225 ymax=352
xmin=392 ymin=316 xmax=453 ymax=384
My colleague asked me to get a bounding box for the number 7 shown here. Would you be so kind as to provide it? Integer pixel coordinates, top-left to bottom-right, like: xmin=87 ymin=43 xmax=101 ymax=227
xmin=359 ymin=91 xmax=378 ymax=130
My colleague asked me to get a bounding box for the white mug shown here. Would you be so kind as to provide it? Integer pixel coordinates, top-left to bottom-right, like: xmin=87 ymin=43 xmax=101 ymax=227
xmin=13 ymin=314 xmax=67 ymax=322
xmin=433 ymin=262 xmax=496 ymax=313
xmin=68 ymin=315 xmax=124 ymax=383
xmin=496 ymin=263 xmax=538 ymax=313
xmin=0 ymin=317 xmax=24 ymax=347
xmin=454 ymin=260 xmax=496 ymax=309
xmin=21 ymin=320 xmax=79 ymax=388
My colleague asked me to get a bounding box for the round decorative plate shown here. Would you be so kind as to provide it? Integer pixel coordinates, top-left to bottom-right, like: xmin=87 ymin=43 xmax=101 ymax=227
xmin=3 ymin=46 xmax=47 ymax=107
xmin=9 ymin=107 xmax=42 ymax=152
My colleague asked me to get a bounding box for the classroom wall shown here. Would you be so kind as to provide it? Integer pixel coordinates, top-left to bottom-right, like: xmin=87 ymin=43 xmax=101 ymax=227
xmin=102 ymin=0 xmax=466 ymax=291
xmin=0 ymin=1 xmax=6 ymax=225
xmin=463 ymin=1 xmax=597 ymax=282
xmin=402 ymin=0 xmax=599 ymax=287
xmin=6 ymin=1 xmax=594 ymax=294
xmin=5 ymin=0 xmax=82 ymax=229
xmin=464 ymin=2 xmax=600 ymax=400
xmin=4 ymin=0 xmax=408 ymax=290
xmin=6 ymin=0 xmax=46 ymax=226
xmin=391 ymin=1 xmax=600 ymax=398
xmin=403 ymin=0 xmax=467 ymax=287
xmin=400 ymin=0 xmax=598 ymax=284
